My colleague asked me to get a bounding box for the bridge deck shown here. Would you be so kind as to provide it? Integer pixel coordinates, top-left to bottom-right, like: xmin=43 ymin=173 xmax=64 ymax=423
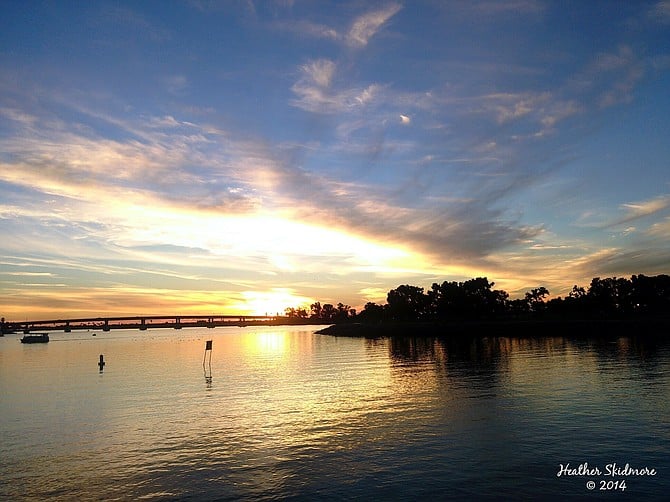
xmin=4 ymin=315 xmax=283 ymax=333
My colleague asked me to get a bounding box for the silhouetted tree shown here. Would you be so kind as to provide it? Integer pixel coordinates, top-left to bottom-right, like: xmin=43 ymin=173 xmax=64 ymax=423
xmin=310 ymin=302 xmax=322 ymax=319
xmin=358 ymin=302 xmax=386 ymax=322
xmin=630 ymin=274 xmax=670 ymax=315
xmin=525 ymin=287 xmax=549 ymax=314
xmin=302 ymin=274 xmax=670 ymax=327
xmin=335 ymin=303 xmax=353 ymax=321
xmin=588 ymin=277 xmax=633 ymax=317
xmin=462 ymin=278 xmax=505 ymax=318
xmin=507 ymin=298 xmax=530 ymax=317
xmin=569 ymin=285 xmax=586 ymax=299
xmin=427 ymin=277 xmax=507 ymax=320
xmin=557 ymin=285 xmax=589 ymax=318
xmin=387 ymin=285 xmax=429 ymax=321
xmin=321 ymin=303 xmax=337 ymax=320
xmin=428 ymin=280 xmax=463 ymax=318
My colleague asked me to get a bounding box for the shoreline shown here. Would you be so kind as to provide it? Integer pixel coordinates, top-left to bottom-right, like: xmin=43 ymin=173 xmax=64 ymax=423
xmin=315 ymin=318 xmax=670 ymax=339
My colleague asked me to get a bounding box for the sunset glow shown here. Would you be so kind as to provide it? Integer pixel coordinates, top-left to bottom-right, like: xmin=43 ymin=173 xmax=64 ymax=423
xmin=231 ymin=289 xmax=315 ymax=317
xmin=2 ymin=2 xmax=669 ymax=319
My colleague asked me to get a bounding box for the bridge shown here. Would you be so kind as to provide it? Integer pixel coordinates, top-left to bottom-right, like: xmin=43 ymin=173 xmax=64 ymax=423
xmin=3 ymin=314 xmax=284 ymax=334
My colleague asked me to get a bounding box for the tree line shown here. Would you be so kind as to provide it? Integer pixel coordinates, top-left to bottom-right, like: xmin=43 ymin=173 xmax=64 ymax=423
xmin=287 ymin=274 xmax=670 ymax=323
xmin=284 ymin=302 xmax=357 ymax=322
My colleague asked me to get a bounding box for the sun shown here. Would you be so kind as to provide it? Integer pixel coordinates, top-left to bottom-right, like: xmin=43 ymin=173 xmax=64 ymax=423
xmin=233 ymin=288 xmax=313 ymax=316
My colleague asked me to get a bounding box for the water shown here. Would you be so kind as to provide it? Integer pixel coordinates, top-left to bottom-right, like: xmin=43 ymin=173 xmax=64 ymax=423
xmin=1 ymin=326 xmax=669 ymax=500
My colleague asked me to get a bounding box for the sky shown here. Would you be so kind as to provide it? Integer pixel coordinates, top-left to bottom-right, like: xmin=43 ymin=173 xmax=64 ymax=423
xmin=2 ymin=1 xmax=670 ymax=320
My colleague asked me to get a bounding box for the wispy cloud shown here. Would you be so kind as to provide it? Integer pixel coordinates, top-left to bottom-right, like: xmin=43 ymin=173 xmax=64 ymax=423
xmin=290 ymin=59 xmax=383 ymax=114
xmin=5 ymin=271 xmax=55 ymax=277
xmin=164 ymin=75 xmax=189 ymax=95
xmin=648 ymin=217 xmax=670 ymax=238
xmin=272 ymin=19 xmax=340 ymax=41
xmin=649 ymin=1 xmax=670 ymax=23
xmin=595 ymin=195 xmax=670 ymax=229
xmin=272 ymin=3 xmax=401 ymax=49
xmin=567 ymin=247 xmax=670 ymax=280
xmin=301 ymin=59 xmax=336 ymax=88
xmin=621 ymin=195 xmax=670 ymax=220
xmin=568 ymin=45 xmax=645 ymax=109
xmin=1 ymin=91 xmax=429 ymax=291
xmin=346 ymin=3 xmax=402 ymax=48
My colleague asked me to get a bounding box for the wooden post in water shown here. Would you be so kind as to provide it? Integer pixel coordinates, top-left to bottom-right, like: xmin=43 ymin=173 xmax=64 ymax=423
xmin=203 ymin=340 xmax=213 ymax=381
xmin=203 ymin=340 xmax=213 ymax=366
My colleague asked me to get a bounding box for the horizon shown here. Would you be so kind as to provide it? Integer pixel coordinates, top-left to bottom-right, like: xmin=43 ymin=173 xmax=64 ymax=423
xmin=2 ymin=1 xmax=670 ymax=319
xmin=3 ymin=271 xmax=666 ymax=324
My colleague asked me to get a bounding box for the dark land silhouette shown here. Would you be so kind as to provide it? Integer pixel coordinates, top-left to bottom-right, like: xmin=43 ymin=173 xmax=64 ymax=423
xmin=290 ymin=274 xmax=670 ymax=338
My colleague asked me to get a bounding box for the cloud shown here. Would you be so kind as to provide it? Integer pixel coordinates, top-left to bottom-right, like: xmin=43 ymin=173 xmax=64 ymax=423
xmin=164 ymin=75 xmax=189 ymax=95
xmin=1 ymin=94 xmax=430 ymax=291
xmin=567 ymin=247 xmax=670 ymax=280
xmin=570 ymin=45 xmax=645 ymax=109
xmin=488 ymin=92 xmax=550 ymax=124
xmin=621 ymin=195 xmax=670 ymax=219
xmin=346 ymin=3 xmax=402 ymax=48
xmin=0 ymin=107 xmax=39 ymax=126
xmin=605 ymin=195 xmax=670 ymax=227
xmin=256 ymin=149 xmax=546 ymax=268
xmin=649 ymin=1 xmax=670 ymax=23
xmin=290 ymin=59 xmax=339 ymax=112
xmin=648 ymin=217 xmax=670 ymax=238
xmin=290 ymin=59 xmax=383 ymax=114
xmin=270 ymin=3 xmax=401 ymax=49
xmin=301 ymin=59 xmax=336 ymax=88
xmin=272 ymin=19 xmax=340 ymax=41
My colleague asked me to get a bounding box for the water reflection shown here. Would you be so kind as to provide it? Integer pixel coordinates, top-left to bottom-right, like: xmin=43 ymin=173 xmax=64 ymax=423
xmin=1 ymin=328 xmax=669 ymax=501
xmin=384 ymin=334 xmax=669 ymax=376
xmin=385 ymin=336 xmax=509 ymax=392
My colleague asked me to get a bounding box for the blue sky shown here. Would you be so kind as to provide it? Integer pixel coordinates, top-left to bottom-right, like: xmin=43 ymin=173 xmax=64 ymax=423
xmin=2 ymin=0 xmax=670 ymax=319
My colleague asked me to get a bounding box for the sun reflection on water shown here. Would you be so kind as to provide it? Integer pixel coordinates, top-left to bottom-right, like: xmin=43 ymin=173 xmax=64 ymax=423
xmin=253 ymin=331 xmax=287 ymax=355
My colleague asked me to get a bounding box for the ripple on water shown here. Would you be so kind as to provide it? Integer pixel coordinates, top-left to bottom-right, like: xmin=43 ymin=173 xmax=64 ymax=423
xmin=1 ymin=329 xmax=669 ymax=500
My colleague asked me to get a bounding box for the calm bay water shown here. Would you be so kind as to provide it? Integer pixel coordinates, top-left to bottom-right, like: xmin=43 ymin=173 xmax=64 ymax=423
xmin=1 ymin=326 xmax=669 ymax=500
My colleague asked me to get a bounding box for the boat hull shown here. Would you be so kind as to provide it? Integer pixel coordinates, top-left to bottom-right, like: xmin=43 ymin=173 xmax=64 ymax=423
xmin=20 ymin=333 xmax=50 ymax=343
